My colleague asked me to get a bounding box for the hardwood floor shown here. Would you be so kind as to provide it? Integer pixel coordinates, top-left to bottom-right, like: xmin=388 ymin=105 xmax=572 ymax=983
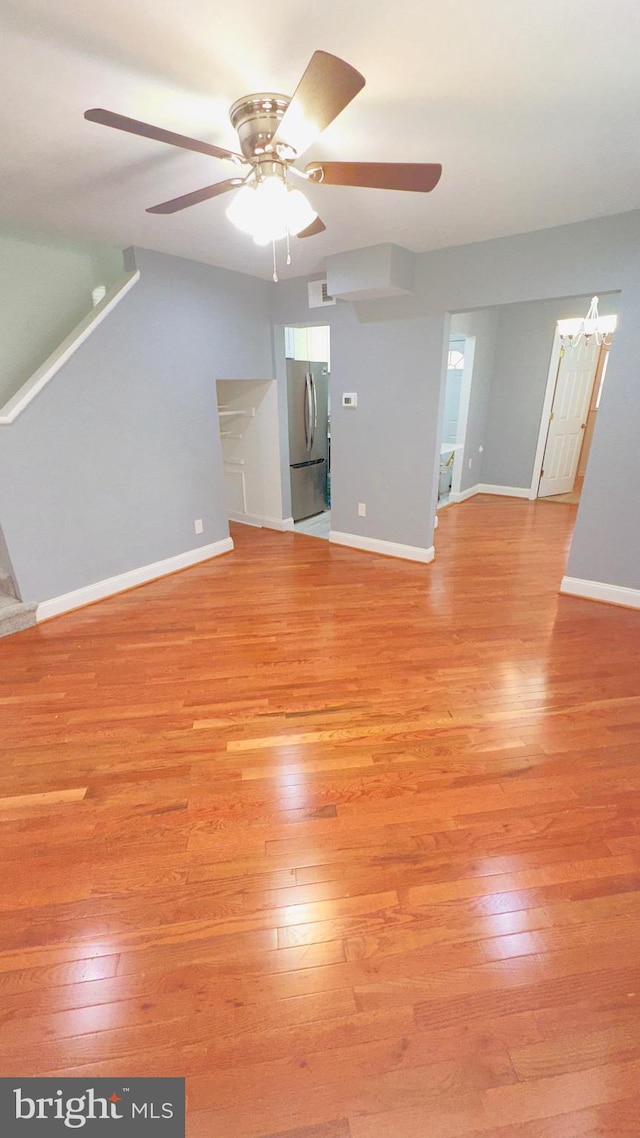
xmin=1 ymin=496 xmax=640 ymax=1136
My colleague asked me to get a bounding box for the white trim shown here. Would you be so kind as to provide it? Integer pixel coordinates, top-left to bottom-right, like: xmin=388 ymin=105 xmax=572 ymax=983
xmin=560 ymin=575 xmax=640 ymax=610
xmin=229 ymin=511 xmax=293 ymax=531
xmin=439 ymin=484 xmax=530 ymax=504
xmin=529 ymin=328 xmax=562 ymax=498
xmin=476 ymin=484 xmax=531 ymax=498
xmin=0 ymin=271 xmax=141 ymax=424
xmin=329 ymin=530 xmax=435 ymax=564
xmin=450 ymin=484 xmax=481 ymax=503
xmin=36 ymin=537 xmax=233 ymax=622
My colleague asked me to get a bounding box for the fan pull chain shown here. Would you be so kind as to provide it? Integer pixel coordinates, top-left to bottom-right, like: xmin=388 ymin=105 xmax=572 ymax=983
xmin=272 ymin=239 xmax=278 ymax=283
xmin=286 ymin=228 xmax=292 ymax=266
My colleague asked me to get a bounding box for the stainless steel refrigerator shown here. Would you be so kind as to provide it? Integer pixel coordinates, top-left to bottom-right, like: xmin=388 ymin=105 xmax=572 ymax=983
xmin=287 ymin=360 xmax=329 ymax=521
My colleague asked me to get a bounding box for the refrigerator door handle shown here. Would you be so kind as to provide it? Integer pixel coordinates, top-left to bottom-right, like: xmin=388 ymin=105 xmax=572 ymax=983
xmin=303 ymin=373 xmax=310 ymax=450
xmin=309 ymin=374 xmax=318 ymax=453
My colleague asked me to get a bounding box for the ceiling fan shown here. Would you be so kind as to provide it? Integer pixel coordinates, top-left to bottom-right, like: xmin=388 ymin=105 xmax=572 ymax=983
xmin=85 ymin=50 xmax=442 ymax=274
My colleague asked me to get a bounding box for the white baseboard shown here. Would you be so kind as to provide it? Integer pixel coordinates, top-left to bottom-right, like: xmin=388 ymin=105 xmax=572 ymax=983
xmin=329 ymin=530 xmax=435 ymax=564
xmin=37 ymin=537 xmax=234 ymax=621
xmin=560 ymin=575 xmax=640 ymax=610
xmin=476 ymin=484 xmax=531 ymax=498
xmin=229 ymin=511 xmax=293 ymax=531
xmin=450 ymin=484 xmax=481 ymax=503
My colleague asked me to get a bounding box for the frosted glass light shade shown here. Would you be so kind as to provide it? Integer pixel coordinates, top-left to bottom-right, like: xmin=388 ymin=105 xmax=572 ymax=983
xmin=226 ymin=177 xmax=317 ymax=243
xmin=225 ymin=184 xmax=261 ymax=235
xmin=285 ymin=187 xmax=317 ymax=236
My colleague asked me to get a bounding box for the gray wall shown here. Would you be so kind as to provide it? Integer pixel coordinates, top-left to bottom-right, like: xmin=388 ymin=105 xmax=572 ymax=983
xmin=449 ymin=310 xmax=500 ymax=491
xmin=482 ymin=293 xmax=620 ymax=490
xmin=567 ymin=279 xmax=640 ymax=588
xmin=276 ymin=210 xmax=640 ymax=589
xmin=331 ymin=310 xmax=442 ymax=548
xmin=2 ymin=209 xmax=640 ymax=605
xmin=272 ymin=281 xmax=445 ymax=549
xmin=0 ymin=223 xmax=123 ymax=407
xmin=0 ymin=247 xmax=273 ymax=602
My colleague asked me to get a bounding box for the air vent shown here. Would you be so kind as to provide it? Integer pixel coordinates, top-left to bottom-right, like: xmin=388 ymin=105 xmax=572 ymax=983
xmin=308 ymin=280 xmax=336 ymax=309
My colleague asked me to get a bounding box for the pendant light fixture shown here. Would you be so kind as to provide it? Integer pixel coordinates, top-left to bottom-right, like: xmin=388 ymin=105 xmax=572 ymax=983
xmin=557 ymin=296 xmax=617 ymax=347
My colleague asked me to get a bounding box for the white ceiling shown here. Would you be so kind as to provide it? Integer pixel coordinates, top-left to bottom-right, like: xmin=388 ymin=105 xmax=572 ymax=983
xmin=1 ymin=0 xmax=640 ymax=280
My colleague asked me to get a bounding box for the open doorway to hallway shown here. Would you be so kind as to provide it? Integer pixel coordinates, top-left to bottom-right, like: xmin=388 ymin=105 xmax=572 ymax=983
xmin=434 ymin=292 xmax=620 ymax=580
xmin=438 ymin=333 xmax=475 ymax=509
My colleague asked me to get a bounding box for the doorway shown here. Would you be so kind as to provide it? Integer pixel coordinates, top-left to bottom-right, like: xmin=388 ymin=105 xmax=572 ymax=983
xmin=284 ymin=325 xmax=331 ymax=540
xmin=438 ymin=334 xmax=475 ymax=507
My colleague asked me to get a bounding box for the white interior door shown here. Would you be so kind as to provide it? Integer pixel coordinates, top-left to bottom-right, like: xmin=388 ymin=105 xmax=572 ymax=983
xmin=538 ymin=337 xmax=600 ymax=497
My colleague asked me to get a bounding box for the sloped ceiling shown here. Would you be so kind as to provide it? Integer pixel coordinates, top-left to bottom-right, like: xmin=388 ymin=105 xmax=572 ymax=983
xmin=1 ymin=0 xmax=639 ymax=279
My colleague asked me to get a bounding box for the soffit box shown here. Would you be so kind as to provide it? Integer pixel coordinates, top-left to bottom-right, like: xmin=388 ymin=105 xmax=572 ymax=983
xmin=326 ymin=243 xmax=415 ymax=301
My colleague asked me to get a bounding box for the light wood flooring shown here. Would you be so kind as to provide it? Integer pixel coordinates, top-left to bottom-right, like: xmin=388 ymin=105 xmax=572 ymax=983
xmin=1 ymin=496 xmax=640 ymax=1137
xmin=538 ymin=476 xmax=584 ymax=506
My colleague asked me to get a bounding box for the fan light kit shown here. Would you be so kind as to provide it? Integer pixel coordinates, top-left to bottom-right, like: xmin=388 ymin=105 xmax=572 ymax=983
xmin=225 ymin=175 xmax=317 ymax=244
xmin=557 ymin=297 xmax=617 ymax=347
xmin=85 ymin=51 xmax=442 ymax=280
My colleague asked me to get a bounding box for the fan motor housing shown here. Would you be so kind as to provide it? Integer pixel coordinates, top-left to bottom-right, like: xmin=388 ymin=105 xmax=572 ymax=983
xmin=229 ymin=93 xmax=292 ymax=160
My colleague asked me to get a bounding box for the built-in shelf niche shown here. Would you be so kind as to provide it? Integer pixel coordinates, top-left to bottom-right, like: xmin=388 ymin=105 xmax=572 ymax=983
xmin=216 ymin=379 xmax=283 ymax=528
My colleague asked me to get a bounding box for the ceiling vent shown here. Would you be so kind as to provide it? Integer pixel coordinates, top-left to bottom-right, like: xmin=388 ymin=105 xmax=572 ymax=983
xmin=308 ymin=280 xmax=336 ymax=309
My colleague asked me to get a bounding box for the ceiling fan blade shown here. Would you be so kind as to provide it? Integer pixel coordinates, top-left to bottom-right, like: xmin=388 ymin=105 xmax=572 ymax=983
xmin=297 ymin=216 xmax=327 ymax=239
xmin=271 ymin=51 xmax=365 ymax=158
xmin=146 ymin=178 xmax=245 ymax=214
xmin=306 ymin=161 xmax=443 ymax=192
xmin=84 ymin=109 xmax=247 ymax=165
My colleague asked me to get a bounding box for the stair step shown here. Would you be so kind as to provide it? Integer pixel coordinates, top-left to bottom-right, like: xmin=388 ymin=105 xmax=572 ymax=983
xmin=0 ymin=592 xmax=38 ymax=638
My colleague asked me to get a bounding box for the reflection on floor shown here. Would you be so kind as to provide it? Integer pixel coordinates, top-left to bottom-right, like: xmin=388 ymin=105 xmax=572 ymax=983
xmin=293 ymin=510 xmax=331 ymax=539
xmin=540 ymin=476 xmax=584 ymax=506
xmin=3 ymin=503 xmax=640 ymax=1134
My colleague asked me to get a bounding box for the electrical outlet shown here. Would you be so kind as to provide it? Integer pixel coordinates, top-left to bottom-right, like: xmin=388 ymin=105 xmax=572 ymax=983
xmin=468 ymin=458 xmax=473 ymax=469
xmin=358 ymin=502 xmax=367 ymax=517
xmin=194 ymin=519 xmax=204 ymax=535
xmin=479 ymin=445 xmax=484 ymax=453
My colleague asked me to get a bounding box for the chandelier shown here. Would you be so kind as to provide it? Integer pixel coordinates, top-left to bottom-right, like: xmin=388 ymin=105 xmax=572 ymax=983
xmin=557 ymin=296 xmax=617 ymax=347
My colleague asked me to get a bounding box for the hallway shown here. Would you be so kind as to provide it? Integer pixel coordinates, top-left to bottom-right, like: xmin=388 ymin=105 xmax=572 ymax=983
xmin=1 ymin=498 xmax=640 ymax=1136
